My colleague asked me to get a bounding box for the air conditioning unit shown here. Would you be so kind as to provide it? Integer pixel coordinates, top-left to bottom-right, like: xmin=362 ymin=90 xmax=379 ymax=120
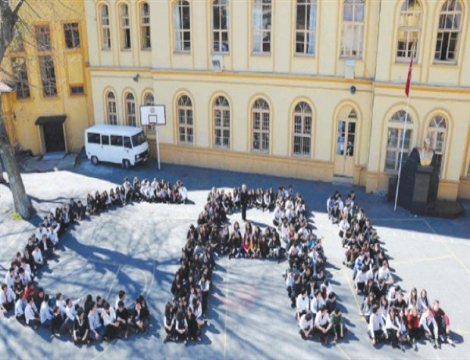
xmin=344 ymin=59 xmax=355 ymax=79
xmin=212 ymin=55 xmax=223 ymax=72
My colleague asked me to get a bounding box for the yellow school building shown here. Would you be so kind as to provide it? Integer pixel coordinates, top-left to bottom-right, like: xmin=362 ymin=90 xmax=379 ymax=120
xmin=0 ymin=0 xmax=93 ymax=155
xmin=3 ymin=0 xmax=470 ymax=201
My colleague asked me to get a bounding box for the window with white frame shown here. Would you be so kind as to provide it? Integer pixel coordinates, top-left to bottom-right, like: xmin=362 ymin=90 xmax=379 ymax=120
xmin=100 ymin=4 xmax=111 ymax=50
xmin=252 ymin=98 xmax=270 ymax=152
xmin=174 ymin=0 xmax=191 ymax=52
xmin=64 ymin=22 xmax=80 ymax=49
xmin=213 ymin=96 xmax=230 ymax=148
xmin=35 ymin=25 xmax=51 ymax=51
xmin=396 ymin=0 xmax=421 ymax=61
xmin=11 ymin=57 xmax=30 ymax=99
xmin=106 ymin=92 xmax=117 ymax=125
xmin=39 ymin=55 xmax=57 ymax=97
xmin=125 ymin=92 xmax=136 ymax=126
xmin=427 ymin=115 xmax=447 ymax=174
xmin=143 ymin=92 xmax=155 ymax=131
xmin=252 ymin=0 xmax=271 ymax=53
xmin=140 ymin=2 xmax=151 ymax=49
xmin=295 ymin=0 xmax=316 ymax=55
xmin=177 ymin=95 xmax=194 ymax=144
xmin=212 ymin=0 xmax=229 ymax=53
xmin=434 ymin=0 xmax=462 ymax=62
xmin=340 ymin=0 xmax=365 ymax=58
xmin=293 ymin=102 xmax=312 ymax=156
xmin=120 ymin=3 xmax=131 ymax=50
xmin=385 ymin=110 xmax=413 ymax=171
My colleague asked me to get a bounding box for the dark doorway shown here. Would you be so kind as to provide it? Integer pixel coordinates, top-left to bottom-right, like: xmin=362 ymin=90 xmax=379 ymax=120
xmin=35 ymin=115 xmax=67 ymax=153
xmin=43 ymin=123 xmax=65 ymax=152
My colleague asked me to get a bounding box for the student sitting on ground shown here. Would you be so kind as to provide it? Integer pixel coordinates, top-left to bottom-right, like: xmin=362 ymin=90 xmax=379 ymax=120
xmin=1 ymin=283 xmax=15 ymax=315
xmin=298 ymin=311 xmax=314 ymax=340
xmin=315 ymin=305 xmax=333 ymax=344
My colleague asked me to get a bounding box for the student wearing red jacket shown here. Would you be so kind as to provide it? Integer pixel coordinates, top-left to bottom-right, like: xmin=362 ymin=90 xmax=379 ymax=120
xmin=407 ymin=306 xmax=421 ymax=350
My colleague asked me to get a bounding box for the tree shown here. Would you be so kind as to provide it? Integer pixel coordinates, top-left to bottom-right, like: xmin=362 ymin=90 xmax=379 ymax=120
xmin=0 ymin=0 xmax=33 ymax=219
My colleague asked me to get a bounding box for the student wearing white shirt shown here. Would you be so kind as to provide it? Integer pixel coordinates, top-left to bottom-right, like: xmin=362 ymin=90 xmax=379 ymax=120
xmin=55 ymin=293 xmax=66 ymax=316
xmin=61 ymin=297 xmax=81 ymax=334
xmin=35 ymin=224 xmax=47 ymax=242
xmin=88 ymin=302 xmax=103 ymax=340
xmin=296 ymin=289 xmax=310 ymax=321
xmin=115 ymin=290 xmax=128 ymax=310
xmin=31 ymin=246 xmax=44 ymax=267
xmin=354 ymin=266 xmax=369 ymax=293
xmin=102 ymin=302 xmax=120 ymax=340
xmin=315 ymin=306 xmax=333 ymax=343
xmin=298 ymin=312 xmax=314 ymax=340
xmin=1 ymin=284 xmax=15 ymax=314
xmin=39 ymin=295 xmax=53 ymax=326
xmin=4 ymin=268 xmax=15 ymax=289
xmin=420 ymin=308 xmax=439 ymax=348
xmin=14 ymin=298 xmax=25 ymax=321
xmin=310 ymin=290 xmax=325 ymax=315
xmin=47 ymin=223 xmax=60 ymax=246
xmin=385 ymin=308 xmax=400 ymax=348
xmin=25 ymin=296 xmax=40 ymax=329
xmin=377 ymin=261 xmax=393 ymax=286
xmin=368 ymin=305 xmax=387 ymax=345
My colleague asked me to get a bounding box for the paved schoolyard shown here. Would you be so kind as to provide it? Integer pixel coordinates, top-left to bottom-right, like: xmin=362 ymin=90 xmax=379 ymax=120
xmin=0 ymin=160 xmax=469 ymax=360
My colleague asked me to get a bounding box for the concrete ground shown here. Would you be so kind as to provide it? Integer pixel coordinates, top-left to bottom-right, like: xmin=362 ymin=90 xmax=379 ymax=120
xmin=0 ymin=159 xmax=469 ymax=360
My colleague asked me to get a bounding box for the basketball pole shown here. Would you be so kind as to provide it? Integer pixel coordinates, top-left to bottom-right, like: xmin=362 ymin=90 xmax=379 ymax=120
xmin=156 ymin=126 xmax=161 ymax=170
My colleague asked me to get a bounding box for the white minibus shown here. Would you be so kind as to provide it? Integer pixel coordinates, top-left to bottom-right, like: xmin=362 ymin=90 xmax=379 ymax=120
xmin=84 ymin=125 xmax=149 ymax=168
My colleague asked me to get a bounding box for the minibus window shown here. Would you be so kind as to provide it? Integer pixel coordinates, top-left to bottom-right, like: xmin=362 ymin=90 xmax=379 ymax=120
xmin=102 ymin=135 xmax=110 ymax=145
xmin=124 ymin=136 xmax=132 ymax=149
xmin=111 ymin=135 xmax=123 ymax=146
xmin=132 ymin=131 xmax=146 ymax=147
xmin=87 ymin=133 xmax=100 ymax=144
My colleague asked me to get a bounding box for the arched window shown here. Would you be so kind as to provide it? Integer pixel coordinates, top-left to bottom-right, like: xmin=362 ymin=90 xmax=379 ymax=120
xmin=142 ymin=92 xmax=155 ymax=131
xmin=143 ymin=92 xmax=154 ymax=106
xmin=340 ymin=0 xmax=365 ymax=58
xmin=140 ymin=2 xmax=151 ymax=49
xmin=396 ymin=0 xmax=421 ymax=61
xmin=177 ymin=95 xmax=194 ymax=144
xmin=174 ymin=0 xmax=191 ymax=52
xmin=252 ymin=98 xmax=270 ymax=153
xmin=212 ymin=0 xmax=229 ymax=53
xmin=125 ymin=92 xmax=136 ymax=126
xmin=106 ymin=91 xmax=117 ymax=125
xmin=295 ymin=0 xmax=317 ymax=55
xmin=385 ymin=110 xmax=413 ymax=171
xmin=100 ymin=4 xmax=111 ymax=50
xmin=213 ymin=96 xmax=230 ymax=148
xmin=293 ymin=102 xmax=312 ymax=156
xmin=435 ymin=0 xmax=462 ymax=62
xmin=120 ymin=3 xmax=131 ymax=49
xmin=427 ymin=115 xmax=447 ymax=173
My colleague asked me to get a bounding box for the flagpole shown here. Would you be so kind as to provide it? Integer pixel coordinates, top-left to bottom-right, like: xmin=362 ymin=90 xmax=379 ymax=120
xmin=393 ymin=95 xmax=410 ymax=212
xmin=394 ymin=49 xmax=414 ymax=212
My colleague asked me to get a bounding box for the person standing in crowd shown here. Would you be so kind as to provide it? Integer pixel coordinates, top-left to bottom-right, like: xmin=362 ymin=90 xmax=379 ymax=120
xmin=240 ymin=184 xmax=248 ymax=222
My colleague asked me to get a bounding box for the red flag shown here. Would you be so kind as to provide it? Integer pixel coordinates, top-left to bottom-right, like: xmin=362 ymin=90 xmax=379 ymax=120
xmin=405 ymin=53 xmax=414 ymax=97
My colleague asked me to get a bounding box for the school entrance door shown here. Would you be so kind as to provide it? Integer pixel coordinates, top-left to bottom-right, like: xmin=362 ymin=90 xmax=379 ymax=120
xmin=334 ymin=109 xmax=357 ymax=178
xmin=35 ymin=115 xmax=66 ymax=153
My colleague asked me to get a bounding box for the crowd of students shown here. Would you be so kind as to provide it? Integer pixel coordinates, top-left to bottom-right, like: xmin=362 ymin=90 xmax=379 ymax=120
xmin=1 ymin=176 xmax=185 ymax=345
xmin=278 ymin=190 xmax=345 ymax=344
xmin=327 ymin=191 xmax=455 ymax=350
xmin=163 ymin=185 xmax=299 ymax=344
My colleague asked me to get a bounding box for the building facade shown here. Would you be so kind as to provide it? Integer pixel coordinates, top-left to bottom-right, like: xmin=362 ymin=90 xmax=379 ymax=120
xmin=84 ymin=0 xmax=470 ymax=200
xmin=0 ymin=0 xmax=93 ymax=155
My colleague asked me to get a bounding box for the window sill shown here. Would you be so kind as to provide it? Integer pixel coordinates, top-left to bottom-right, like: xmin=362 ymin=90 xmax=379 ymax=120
xmin=395 ymin=59 xmax=419 ymax=65
xmin=251 ymin=52 xmax=271 ymax=57
xmin=213 ymin=145 xmax=231 ymax=151
xmin=101 ymin=48 xmax=112 ymax=52
xmin=120 ymin=49 xmax=132 ymax=52
xmin=64 ymin=47 xmax=81 ymax=52
xmin=141 ymin=48 xmax=152 ymax=52
xmin=294 ymin=53 xmax=315 ymax=58
xmin=340 ymin=56 xmax=363 ymax=61
xmin=292 ymin=153 xmax=312 ymax=159
xmin=432 ymin=60 xmax=458 ymax=66
xmin=173 ymin=50 xmax=192 ymax=55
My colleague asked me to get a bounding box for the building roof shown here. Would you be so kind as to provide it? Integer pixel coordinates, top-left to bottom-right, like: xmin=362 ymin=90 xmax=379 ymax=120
xmin=35 ymin=115 xmax=67 ymax=125
xmin=0 ymin=81 xmax=13 ymax=93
